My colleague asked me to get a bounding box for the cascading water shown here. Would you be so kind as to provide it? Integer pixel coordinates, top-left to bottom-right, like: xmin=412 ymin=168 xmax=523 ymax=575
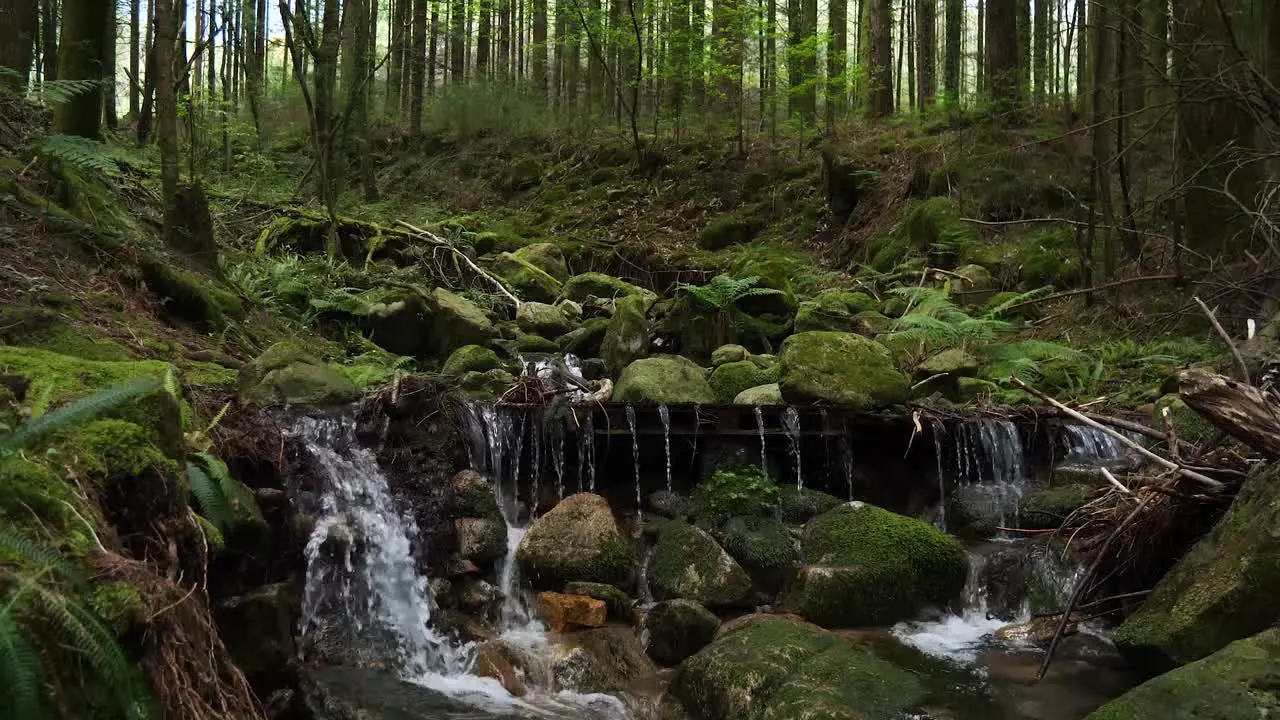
xmin=658 ymin=404 xmax=672 ymax=492
xmin=891 ymin=550 xmax=1008 ymax=663
xmin=754 ymin=407 xmax=767 ymax=478
xmin=627 ymin=405 xmax=642 ymax=526
xmin=1060 ymin=423 xmax=1134 ymax=462
xmin=932 ymin=421 xmax=947 ymax=528
xmin=551 ymin=418 xmax=566 ymax=503
xmin=953 ymin=420 xmax=1031 ymax=531
xmin=584 ymin=413 xmax=596 ymax=491
xmin=781 ymin=406 xmax=803 ymax=489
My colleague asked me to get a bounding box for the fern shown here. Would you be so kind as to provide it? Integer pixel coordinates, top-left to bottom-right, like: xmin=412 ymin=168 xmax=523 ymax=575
xmin=0 ymin=376 xmax=165 ymax=453
xmin=0 ymin=608 xmax=44 ymax=720
xmin=885 ymin=286 xmax=1011 ymax=351
xmin=983 ymin=285 xmax=1054 ymax=319
xmin=26 ymin=78 xmax=103 ymax=106
xmin=677 ymin=274 xmax=782 ymax=313
xmin=0 ymin=531 xmax=86 ymax=589
xmin=34 ymin=134 xmax=123 ymax=177
xmin=186 ymin=460 xmax=233 ymax=533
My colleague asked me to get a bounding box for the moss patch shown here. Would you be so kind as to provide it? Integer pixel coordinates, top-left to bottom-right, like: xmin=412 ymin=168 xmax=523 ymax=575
xmin=708 ymin=361 xmax=779 ymax=403
xmin=648 ymin=520 xmax=753 ymax=607
xmin=1017 ymin=484 xmax=1095 ymax=529
xmin=614 ymin=355 xmax=715 ymax=404
xmin=778 ymin=332 xmax=910 ymax=409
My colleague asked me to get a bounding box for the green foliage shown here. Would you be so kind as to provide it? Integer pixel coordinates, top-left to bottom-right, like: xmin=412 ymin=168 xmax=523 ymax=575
xmin=0 ymin=375 xmax=167 ymax=454
xmin=692 ymin=466 xmax=780 ymax=524
xmin=186 ymin=452 xmax=261 ymax=536
xmin=22 ymin=77 xmax=104 ymax=106
xmin=884 ymin=286 xmax=1008 ymax=351
xmin=33 ymin=134 xmax=125 ymax=177
xmin=678 ymin=275 xmax=782 ymax=313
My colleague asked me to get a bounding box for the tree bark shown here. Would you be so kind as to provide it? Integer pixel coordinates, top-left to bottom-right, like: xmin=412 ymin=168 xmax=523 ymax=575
xmin=410 ymin=0 xmax=427 ymax=129
xmin=983 ymin=0 xmax=1018 ymax=108
xmin=41 ymin=0 xmax=58 ymax=81
xmin=916 ymin=0 xmax=935 ymax=108
xmin=712 ymin=0 xmax=743 ymax=118
xmin=975 ymin=0 xmax=984 ymax=94
xmin=1179 ymin=370 xmax=1280 ymax=459
xmin=0 ymin=0 xmax=40 ymax=89
xmin=1141 ymin=0 xmax=1167 ymax=109
xmin=155 ymin=0 xmax=180 ymax=239
xmin=1032 ymin=0 xmax=1046 ymax=102
xmin=1016 ymin=0 xmax=1029 ymax=97
xmin=53 ymin=0 xmax=111 ymax=138
xmin=944 ymin=0 xmax=960 ymax=105
xmin=865 ymin=0 xmax=891 ymax=117
xmin=531 ymin=0 xmax=546 ymax=92
xmin=453 ymin=0 xmax=468 ymax=83
xmin=827 ymin=0 xmax=847 ymax=121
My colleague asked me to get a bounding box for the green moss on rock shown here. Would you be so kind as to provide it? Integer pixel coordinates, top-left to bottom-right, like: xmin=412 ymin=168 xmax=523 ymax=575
xmin=794 ymin=300 xmax=854 ymax=333
xmin=89 ymin=581 xmax=148 ymax=635
xmin=649 ymin=520 xmax=753 ymax=608
xmin=458 ymin=369 xmax=517 ymax=399
xmin=456 ymin=517 xmax=508 ymax=565
xmin=778 ymin=332 xmax=910 ymax=409
xmin=516 ymin=493 xmax=636 ymax=589
xmin=721 ymin=515 xmax=796 ymax=594
xmin=512 ymin=242 xmax=570 ymax=281
xmin=560 ymin=317 xmax=609 ymax=357
xmin=1114 ymin=464 xmax=1280 ymax=672
xmin=1153 ymin=394 xmax=1217 ymax=447
xmin=614 ymin=355 xmax=715 ymax=404
xmin=710 ymin=344 xmax=749 ymax=367
xmin=709 ymin=361 xmax=778 ymax=403
xmin=429 ymin=288 xmax=496 ymax=357
xmin=493 ymin=252 xmax=563 ymax=303
xmin=644 ymin=599 xmax=720 ymax=666
xmin=559 ymin=273 xmax=654 ymax=303
xmin=139 ymin=254 xmax=243 ymax=328
xmin=1018 ymin=484 xmax=1095 ymax=530
xmin=516 ymin=301 xmax=575 ymax=338
xmin=733 ymin=383 xmax=783 ymax=405
xmin=601 ymin=294 xmax=653 ymax=373
xmin=564 ymin=581 xmax=635 ymax=619
xmin=778 ymin=486 xmax=843 ymax=524
xmin=442 ymin=345 xmax=503 ymax=376
xmin=238 ymin=342 xmax=360 ymax=407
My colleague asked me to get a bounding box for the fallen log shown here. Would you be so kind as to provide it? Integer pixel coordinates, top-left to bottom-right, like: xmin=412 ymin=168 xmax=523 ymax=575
xmin=1178 ymin=369 xmax=1280 ymax=459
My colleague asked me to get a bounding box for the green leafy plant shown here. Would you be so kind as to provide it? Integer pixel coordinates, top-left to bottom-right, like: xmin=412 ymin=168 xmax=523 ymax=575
xmin=185 ymin=452 xmax=260 ymax=536
xmin=692 ymin=465 xmax=780 ymax=524
xmin=0 ymin=375 xmax=167 ymax=454
xmin=0 ymin=532 xmax=155 ymax=720
xmin=678 ymin=274 xmax=782 ymax=313
xmin=33 ymin=134 xmax=125 ymax=177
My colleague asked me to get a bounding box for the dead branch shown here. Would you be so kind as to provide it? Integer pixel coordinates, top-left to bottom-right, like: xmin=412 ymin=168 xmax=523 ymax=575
xmin=1193 ymin=295 xmax=1251 ymax=384
xmin=1002 ymin=275 xmax=1181 ymax=311
xmin=1178 ymin=368 xmax=1280 ymax=458
xmin=395 ymin=220 xmax=522 ymax=308
xmin=1012 ymin=378 xmax=1225 ymax=491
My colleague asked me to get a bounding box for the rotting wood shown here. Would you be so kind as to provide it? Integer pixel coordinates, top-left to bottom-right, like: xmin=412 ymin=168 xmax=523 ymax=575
xmin=1178 ymin=368 xmax=1280 ymax=459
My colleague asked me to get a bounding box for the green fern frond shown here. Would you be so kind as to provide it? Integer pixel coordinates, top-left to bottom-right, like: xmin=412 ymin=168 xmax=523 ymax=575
xmin=0 ymin=607 xmax=46 ymax=720
xmin=983 ymin=285 xmax=1054 ymax=319
xmin=678 ymin=274 xmax=782 ymax=313
xmin=193 ymin=453 xmax=263 ymax=527
xmin=0 ymin=376 xmax=164 ymax=453
xmin=27 ymin=78 xmax=103 ymax=105
xmin=186 ymin=460 xmax=233 ymax=533
xmin=34 ymin=133 xmax=122 ymax=176
xmin=0 ymin=531 xmax=86 ymax=588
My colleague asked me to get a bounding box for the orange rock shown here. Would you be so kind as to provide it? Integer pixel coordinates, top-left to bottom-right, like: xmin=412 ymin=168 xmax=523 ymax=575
xmin=473 ymin=641 xmax=526 ymax=696
xmin=537 ymin=592 xmax=607 ymax=632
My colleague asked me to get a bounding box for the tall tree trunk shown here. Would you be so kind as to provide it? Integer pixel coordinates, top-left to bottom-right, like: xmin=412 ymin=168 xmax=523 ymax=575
xmin=765 ymin=0 xmax=775 ymax=134
xmin=712 ymin=0 xmax=742 ymax=120
xmin=787 ymin=0 xmax=816 ymax=122
xmin=827 ymin=0 xmax=847 ymax=122
xmin=1073 ymin=0 xmax=1084 ymax=105
xmin=390 ymin=0 xmax=407 ymax=110
xmin=1 ymin=0 xmax=40 ymax=89
xmin=1088 ymin=0 xmax=1113 ymax=276
xmin=895 ymin=0 xmax=906 ymax=113
xmin=1142 ymin=0 xmax=1166 ymax=109
xmin=478 ymin=0 xmax=491 ymax=78
xmin=243 ymin=0 xmax=264 ymax=141
xmin=983 ymin=0 xmax=1018 ymax=108
xmin=41 ymin=0 xmax=58 ymax=80
xmin=1015 ymin=0 xmax=1029 ymax=96
xmin=943 ymin=0 xmax=960 ymax=105
xmin=54 ymin=0 xmax=110 ymax=137
xmin=129 ymin=0 xmax=142 ymax=112
xmin=531 ymin=0 xmax=546 ymax=92
xmin=104 ymin=0 xmax=117 ymax=129
xmin=155 ymin=0 xmax=181 ymax=243
xmin=1032 ymin=0 xmax=1045 ymax=102
xmin=916 ymin=0 xmax=935 ymax=109
xmin=975 ymin=0 xmax=984 ymax=94
xmin=411 ymin=0 xmax=427 ymax=129
xmin=497 ymin=0 xmax=509 ymax=79
xmin=552 ymin=0 xmax=564 ymax=103
xmin=865 ymin=0 xmax=891 ymax=117
xmin=452 ymin=0 xmax=467 ymax=83
xmin=690 ymin=0 xmax=704 ymax=112
xmin=207 ymin=0 xmax=217 ymax=97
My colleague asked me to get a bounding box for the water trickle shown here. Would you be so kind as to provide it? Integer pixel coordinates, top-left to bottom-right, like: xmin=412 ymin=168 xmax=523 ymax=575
xmin=1060 ymin=423 xmax=1134 ymax=461
xmin=292 ymin=414 xmax=467 ymax=678
xmin=530 ymin=414 xmax=543 ymax=517
xmin=781 ymin=407 xmax=803 ymax=489
xmin=932 ymin=422 xmax=947 ymax=529
xmin=584 ymin=413 xmax=596 ymax=492
xmin=658 ymin=404 xmax=672 ymax=492
xmin=891 ymin=550 xmax=1006 ymax=664
xmin=627 ymin=405 xmax=642 ymax=525
xmin=754 ymin=407 xmax=767 ymax=478
xmin=955 ymin=420 xmax=1030 ymax=531
xmin=552 ymin=417 xmax=566 ymax=502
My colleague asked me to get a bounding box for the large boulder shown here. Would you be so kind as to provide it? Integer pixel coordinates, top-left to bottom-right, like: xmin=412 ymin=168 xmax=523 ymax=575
xmin=214 ymin=582 xmax=298 ymax=683
xmin=455 ymin=517 xmax=507 ymax=565
xmin=441 ymin=345 xmax=502 ymax=376
xmin=720 ymin=515 xmax=796 ymax=594
xmin=238 ymin=342 xmax=360 ymax=407
xmin=648 ymin=521 xmax=752 ymax=608
xmin=560 ymin=317 xmax=609 ymax=357
xmin=516 ymin=493 xmax=636 ymax=589
xmin=710 ymin=344 xmax=749 ymax=367
xmin=793 ymin=300 xmax=854 ymax=333
xmin=786 ymin=502 xmax=967 ymax=627
xmin=1114 ymin=464 xmax=1280 ymax=672
xmin=493 ymin=252 xmax=562 ymax=303
xmin=733 ymin=383 xmax=783 ymax=405
xmin=516 ymin=301 xmax=575 ymax=338
xmin=513 ymin=242 xmax=570 ymax=281
xmin=709 ymin=360 xmax=778 ymax=403
xmin=673 ymin=614 xmax=922 ymax=720
xmin=559 ymin=272 xmax=654 ymax=303
xmin=643 ymin=599 xmax=720 ymax=666
xmin=614 ymin=355 xmax=716 ymax=404
xmin=1085 ymin=628 xmax=1280 ymax=720
xmin=428 ymin=288 xmax=495 ymax=357
xmin=777 ymin=332 xmax=910 ymax=409
xmin=601 ymin=294 xmax=653 ymax=372
xmin=778 ymin=486 xmax=843 ymax=524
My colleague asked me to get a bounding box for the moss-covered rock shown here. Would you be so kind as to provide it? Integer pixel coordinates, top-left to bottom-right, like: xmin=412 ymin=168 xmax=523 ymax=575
xmin=139 ymin=254 xmax=242 ymax=328
xmin=674 ymin=613 xmax=922 ymax=720
xmin=778 ymin=486 xmax=843 ymax=524
xmin=649 ymin=521 xmax=752 ymax=608
xmin=238 ymin=342 xmax=360 ymax=407
xmin=563 ymin=582 xmax=634 ymax=619
xmin=442 ymin=345 xmax=503 ymax=376
xmin=516 ymin=301 xmax=575 ymax=338
xmin=493 ymin=252 xmax=563 ymax=303
xmin=787 ymin=502 xmax=967 ymax=627
xmin=778 ymin=332 xmax=910 ymax=409
xmin=710 ymin=344 xmax=749 ymax=367
xmin=644 ymin=599 xmax=720 ymax=666
xmin=1085 ymin=628 xmax=1280 ymax=720
xmin=559 ymin=272 xmax=653 ymax=303
xmin=351 ymin=289 xmax=435 ymax=358
xmin=428 ymin=288 xmax=495 ymax=357
xmin=690 ymin=466 xmax=780 ymax=524
xmin=516 ymin=493 xmax=636 ymax=589
xmin=1017 ymin=484 xmax=1095 ymax=530
xmin=733 ymin=383 xmax=783 ymax=405
xmin=815 ymin=289 xmax=880 ymax=314
xmin=614 ymin=355 xmax=715 ymax=404
xmin=601 ymin=294 xmax=653 ymax=373
xmin=458 ymin=369 xmax=517 ymax=399
xmin=559 ymin=317 xmax=609 ymax=358
xmin=709 ymin=361 xmax=778 ymax=403
xmin=647 ymin=490 xmax=690 ymax=519
xmin=721 ymin=515 xmax=796 ymax=594
xmin=916 ymin=349 xmax=980 ymax=378
xmin=699 ymin=213 xmax=761 ymax=250
xmin=456 ymin=517 xmax=507 ymax=565
xmin=515 ymin=333 xmax=560 ymax=353
xmin=513 ymin=242 xmax=569 ymax=281
xmin=905 ymin=197 xmax=979 ymax=266
xmin=451 ymin=469 xmax=502 ymax=519
xmin=794 ymin=300 xmax=853 ymax=334
xmin=1153 ymin=394 xmax=1217 ymax=446
xmin=1113 ymin=464 xmax=1280 ymax=672
xmin=853 ymin=310 xmax=894 ymax=337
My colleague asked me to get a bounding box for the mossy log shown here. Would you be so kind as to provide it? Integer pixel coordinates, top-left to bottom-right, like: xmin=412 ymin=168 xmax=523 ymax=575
xmin=1177 ymin=369 xmax=1280 ymax=458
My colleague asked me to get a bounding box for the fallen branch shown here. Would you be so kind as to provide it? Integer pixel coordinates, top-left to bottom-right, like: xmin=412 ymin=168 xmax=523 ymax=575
xmin=396 ymin=220 xmax=522 ymax=308
xmin=1178 ymin=369 xmax=1280 ymax=458
xmin=1056 ymin=410 xmax=1195 ymax=455
xmin=1012 ymin=378 xmax=1225 ymax=491
xmin=1100 ymin=468 xmax=1133 ymax=495
xmin=1001 ymin=275 xmax=1180 ymax=311
xmin=1193 ymin=295 xmax=1250 ymax=384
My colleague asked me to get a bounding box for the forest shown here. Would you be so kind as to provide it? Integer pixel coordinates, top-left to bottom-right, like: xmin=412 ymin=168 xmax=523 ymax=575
xmin=1 ymin=0 xmax=1280 ymax=718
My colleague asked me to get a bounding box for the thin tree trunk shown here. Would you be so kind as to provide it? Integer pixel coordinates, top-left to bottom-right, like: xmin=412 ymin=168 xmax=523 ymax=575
xmin=531 ymin=0 xmax=546 ymax=92
xmin=827 ymin=0 xmax=847 ymax=124
xmin=54 ymin=0 xmax=110 ymax=137
xmin=866 ymin=0 xmax=891 ymax=117
xmin=411 ymin=0 xmax=427 ymax=129
xmin=975 ymin=0 xmax=984 ymax=94
xmin=130 ymin=0 xmax=143 ymax=112
xmin=41 ymin=0 xmax=58 ymax=81
xmin=895 ymin=0 xmax=906 ymax=113
xmin=479 ymin=0 xmax=492 ymax=78
xmin=155 ymin=0 xmax=181 ymax=241
xmin=1142 ymin=0 xmax=1167 ymax=109
xmin=1032 ymin=0 xmax=1045 ymax=102
xmin=1016 ymin=0 xmax=1029 ymax=97
xmin=944 ymin=0 xmax=960 ymax=105
xmin=428 ymin=0 xmax=439 ymax=92
xmin=916 ymin=0 xmax=935 ymax=108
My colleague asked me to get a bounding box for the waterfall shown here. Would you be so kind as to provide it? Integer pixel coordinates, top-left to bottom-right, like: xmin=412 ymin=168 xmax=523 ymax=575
xmin=956 ymin=420 xmax=1030 ymax=530
xmin=627 ymin=405 xmax=641 ymax=524
xmin=932 ymin=422 xmax=946 ymax=528
xmin=754 ymin=407 xmax=767 ymax=478
xmin=781 ymin=406 xmax=802 ymax=489
xmin=658 ymin=404 xmax=672 ymax=492
xmin=291 ymin=415 xmax=468 ymax=678
xmin=1060 ymin=423 xmax=1134 ymax=462
xmin=584 ymin=413 xmax=596 ymax=491
xmin=889 ymin=549 xmax=1009 ymax=664
xmin=552 ymin=417 xmax=566 ymax=503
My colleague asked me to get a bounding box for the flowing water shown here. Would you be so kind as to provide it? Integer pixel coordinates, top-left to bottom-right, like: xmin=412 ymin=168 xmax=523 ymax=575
xmin=952 ymin=420 xmax=1031 ymax=531
xmin=754 ymin=407 xmax=767 ymax=478
xmin=781 ymin=406 xmax=802 ymax=488
xmin=658 ymin=404 xmax=672 ymax=492
xmin=627 ymin=404 xmax=642 ymax=525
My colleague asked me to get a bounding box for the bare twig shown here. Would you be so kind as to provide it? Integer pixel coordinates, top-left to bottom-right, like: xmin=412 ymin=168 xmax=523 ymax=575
xmin=1161 ymin=406 xmax=1181 ymax=463
xmin=1099 ymin=468 xmax=1133 ymax=495
xmin=1193 ymin=295 xmax=1251 ymax=384
xmin=1012 ymin=378 xmax=1225 ymax=491
xmin=1003 ymin=275 xmax=1181 ymax=311
xmin=395 ymin=220 xmax=522 ymax=308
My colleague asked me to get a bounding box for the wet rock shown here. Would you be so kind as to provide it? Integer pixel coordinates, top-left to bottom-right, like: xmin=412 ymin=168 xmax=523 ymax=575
xmin=513 ymin=242 xmax=569 ymax=281
xmin=456 ymin=577 xmax=500 ymax=612
xmin=554 ymin=626 xmax=657 ymax=697
xmin=473 ymin=640 xmax=527 ymax=696
xmin=457 ymin=369 xmax=517 ymax=399
xmin=786 ymin=502 xmax=967 ymax=627
xmin=649 ymin=521 xmax=752 ymax=608
xmin=778 ymin=331 xmax=910 ymax=409
xmin=720 ymin=515 xmax=797 ymax=594
xmin=710 ymin=344 xmax=749 ymax=367
xmin=601 ymin=294 xmax=654 ymax=372
xmin=214 ymin=582 xmax=298 ymax=683
xmin=441 ymin=345 xmax=502 ymax=376
xmin=516 ymin=301 xmax=575 ymax=338
xmin=493 ymin=252 xmax=562 ymax=303
xmin=451 ymin=469 xmax=501 ymax=518
xmin=559 ymin=317 xmax=609 ymax=357
xmin=674 ymin=613 xmax=922 ymax=720
xmin=455 ymin=517 xmax=507 ymax=565
xmin=614 ymin=355 xmax=716 ymax=404
xmin=428 ymin=288 xmax=495 ymax=357
xmin=1018 ymin=484 xmax=1095 ymax=530
xmin=778 ymin=486 xmax=843 ymax=524
xmin=238 ymin=342 xmax=361 ymax=407
xmin=947 ymin=484 xmax=1003 ymax=540
xmin=538 ymin=592 xmax=607 ymax=632
xmin=733 ymin=382 xmax=783 ymax=405
xmin=560 ymin=272 xmax=655 ymax=304
xmin=579 ymin=295 xmax=616 ymax=320
xmin=709 ymin=360 xmax=778 ymax=403
xmin=647 ymin=490 xmax=690 ymax=519
xmin=996 ymin=617 xmax=1076 ymax=646
xmin=300 ymin=665 xmax=485 ymax=720
xmin=563 ymin=582 xmax=635 ymax=619
xmin=644 ymin=599 xmax=720 ymax=666
xmin=1114 ymin=463 xmax=1280 ymax=672
xmin=516 ymin=492 xmax=636 ymax=589
xmin=1085 ymin=628 xmax=1280 ymax=720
